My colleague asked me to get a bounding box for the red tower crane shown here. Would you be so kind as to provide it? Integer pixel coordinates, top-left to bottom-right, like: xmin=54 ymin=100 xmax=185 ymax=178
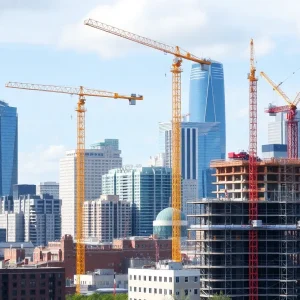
xmin=260 ymin=71 xmax=300 ymax=158
xmin=248 ymin=39 xmax=258 ymax=300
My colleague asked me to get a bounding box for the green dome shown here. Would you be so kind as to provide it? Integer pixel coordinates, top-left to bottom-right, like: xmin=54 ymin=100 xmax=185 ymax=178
xmin=155 ymin=207 xmax=186 ymax=222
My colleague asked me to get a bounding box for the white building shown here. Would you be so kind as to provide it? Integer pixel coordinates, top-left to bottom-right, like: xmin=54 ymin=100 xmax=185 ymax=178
xmin=128 ymin=261 xmax=200 ymax=300
xmin=83 ymin=195 xmax=131 ymax=242
xmin=74 ymin=269 xmax=128 ymax=289
xmin=37 ymin=182 xmax=59 ymax=199
xmin=60 ymin=139 xmax=122 ymax=238
xmin=0 ymin=212 xmax=23 ymax=242
xmin=0 ymin=196 xmax=14 ymax=214
xmin=14 ymin=195 xmax=61 ymax=246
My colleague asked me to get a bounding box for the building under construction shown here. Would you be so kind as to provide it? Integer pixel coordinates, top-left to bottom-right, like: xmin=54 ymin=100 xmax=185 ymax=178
xmin=187 ymin=158 xmax=300 ymax=299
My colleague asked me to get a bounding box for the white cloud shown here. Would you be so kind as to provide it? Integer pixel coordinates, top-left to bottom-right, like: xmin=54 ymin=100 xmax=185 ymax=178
xmin=59 ymin=0 xmax=300 ymax=60
xmin=19 ymin=145 xmax=66 ymax=184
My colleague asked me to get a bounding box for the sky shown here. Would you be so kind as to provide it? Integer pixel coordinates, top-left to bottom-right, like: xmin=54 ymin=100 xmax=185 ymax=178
xmin=1 ymin=0 xmax=300 ymax=184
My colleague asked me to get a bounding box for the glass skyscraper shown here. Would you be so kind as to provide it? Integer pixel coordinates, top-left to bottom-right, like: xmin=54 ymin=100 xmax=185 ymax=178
xmin=0 ymin=101 xmax=18 ymax=196
xmin=189 ymin=62 xmax=226 ymax=159
xmin=102 ymin=166 xmax=171 ymax=236
xmin=160 ymin=122 xmax=221 ymax=200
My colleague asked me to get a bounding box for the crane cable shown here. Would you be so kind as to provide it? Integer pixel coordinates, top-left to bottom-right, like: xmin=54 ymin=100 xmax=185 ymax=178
xmin=277 ymin=66 xmax=300 ymax=88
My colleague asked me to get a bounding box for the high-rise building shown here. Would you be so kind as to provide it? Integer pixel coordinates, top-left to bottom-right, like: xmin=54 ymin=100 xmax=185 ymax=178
xmin=83 ymin=195 xmax=131 ymax=242
xmin=0 ymin=101 xmax=18 ymax=196
xmin=189 ymin=62 xmax=226 ymax=159
xmin=0 ymin=212 xmax=23 ymax=242
xmin=14 ymin=194 xmax=61 ymax=246
xmin=148 ymin=153 xmax=166 ymax=167
xmin=13 ymin=184 xmax=36 ymax=200
xmin=102 ymin=166 xmax=172 ymax=236
xmin=37 ymin=182 xmax=59 ymax=199
xmin=60 ymin=139 xmax=122 ymax=237
xmin=159 ymin=122 xmax=221 ymax=204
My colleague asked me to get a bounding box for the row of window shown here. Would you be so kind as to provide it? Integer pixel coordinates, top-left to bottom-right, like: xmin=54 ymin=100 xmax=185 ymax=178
xmin=130 ymin=275 xmax=198 ymax=283
xmin=129 ymin=288 xmax=198 ymax=296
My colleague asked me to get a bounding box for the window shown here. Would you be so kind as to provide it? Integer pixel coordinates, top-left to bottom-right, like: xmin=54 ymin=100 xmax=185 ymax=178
xmin=40 ymin=274 xmax=45 ymax=279
xmin=149 ymin=288 xmax=152 ymax=293
xmin=40 ymin=290 xmax=45 ymax=295
xmin=154 ymin=276 xmax=157 ymax=281
xmin=169 ymin=290 xmax=172 ymax=295
xmin=194 ymin=289 xmax=198 ymax=295
xmin=144 ymin=288 xmax=146 ymax=293
xmin=176 ymin=277 xmax=179 ymax=283
xmin=138 ymin=275 xmax=141 ymax=280
xmin=169 ymin=277 xmax=172 ymax=282
xmin=134 ymin=275 xmax=136 ymax=280
xmin=12 ymin=290 xmax=17 ymax=296
xmin=164 ymin=289 xmax=167 ymax=295
xmin=13 ymin=274 xmax=17 ymax=280
xmin=185 ymin=290 xmax=188 ymax=296
xmin=149 ymin=276 xmax=152 ymax=281
xmin=164 ymin=277 xmax=167 ymax=282
xmin=130 ymin=275 xmax=132 ymax=280
xmin=176 ymin=291 xmax=180 ymax=296
xmin=159 ymin=276 xmax=162 ymax=282
xmin=130 ymin=287 xmax=132 ymax=291
xmin=185 ymin=277 xmax=189 ymax=282
xmin=159 ymin=289 xmax=162 ymax=294
xmin=139 ymin=287 xmax=141 ymax=292
xmin=134 ymin=287 xmax=137 ymax=292
xmin=144 ymin=276 xmax=146 ymax=281
xmin=154 ymin=288 xmax=157 ymax=294
xmin=30 ymin=274 xmax=35 ymax=279
xmin=30 ymin=290 xmax=36 ymax=295
xmin=194 ymin=276 xmax=198 ymax=282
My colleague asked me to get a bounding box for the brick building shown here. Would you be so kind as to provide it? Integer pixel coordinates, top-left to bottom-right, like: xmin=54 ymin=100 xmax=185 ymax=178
xmin=32 ymin=234 xmax=172 ymax=279
xmin=0 ymin=265 xmax=65 ymax=300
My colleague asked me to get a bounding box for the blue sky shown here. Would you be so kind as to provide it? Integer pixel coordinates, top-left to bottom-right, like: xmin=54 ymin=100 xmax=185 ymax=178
xmin=0 ymin=0 xmax=300 ymax=183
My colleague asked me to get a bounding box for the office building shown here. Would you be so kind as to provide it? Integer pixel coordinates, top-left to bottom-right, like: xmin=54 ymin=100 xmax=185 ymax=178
xmin=160 ymin=122 xmax=221 ymax=204
xmin=0 ymin=196 xmax=13 ymax=213
xmin=128 ymin=261 xmax=200 ymax=300
xmin=148 ymin=153 xmax=166 ymax=167
xmin=83 ymin=195 xmax=131 ymax=242
xmin=102 ymin=166 xmax=171 ymax=236
xmin=0 ymin=265 xmax=65 ymax=300
xmin=60 ymin=139 xmax=122 ymax=237
xmin=187 ymin=158 xmax=300 ymax=299
xmin=189 ymin=62 xmax=226 ymax=159
xmin=13 ymin=184 xmax=36 ymax=200
xmin=0 ymin=213 xmax=23 ymax=242
xmin=37 ymin=181 xmax=59 ymax=199
xmin=14 ymin=194 xmax=61 ymax=246
xmin=261 ymin=144 xmax=287 ymax=159
xmin=0 ymin=101 xmax=18 ymax=197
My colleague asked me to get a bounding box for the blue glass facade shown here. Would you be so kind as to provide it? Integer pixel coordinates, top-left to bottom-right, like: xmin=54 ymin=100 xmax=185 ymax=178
xmin=189 ymin=62 xmax=226 ymax=159
xmin=160 ymin=122 xmax=221 ymax=198
xmin=0 ymin=101 xmax=18 ymax=196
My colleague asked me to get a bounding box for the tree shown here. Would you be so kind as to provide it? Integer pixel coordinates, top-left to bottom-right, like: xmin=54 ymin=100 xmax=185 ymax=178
xmin=211 ymin=292 xmax=231 ymax=300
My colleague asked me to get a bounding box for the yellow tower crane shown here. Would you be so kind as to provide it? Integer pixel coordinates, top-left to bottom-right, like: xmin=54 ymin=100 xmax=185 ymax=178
xmin=5 ymin=81 xmax=143 ymax=293
xmin=84 ymin=18 xmax=211 ymax=262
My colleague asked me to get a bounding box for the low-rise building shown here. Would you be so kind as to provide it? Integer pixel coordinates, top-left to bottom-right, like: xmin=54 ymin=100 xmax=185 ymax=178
xmin=37 ymin=181 xmax=59 ymax=199
xmin=74 ymin=269 xmax=128 ymax=294
xmin=128 ymin=261 xmax=200 ymax=300
xmin=0 ymin=265 xmax=65 ymax=300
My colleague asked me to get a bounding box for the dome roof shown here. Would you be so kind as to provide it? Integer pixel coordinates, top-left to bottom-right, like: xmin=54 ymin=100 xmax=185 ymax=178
xmin=155 ymin=207 xmax=186 ymax=222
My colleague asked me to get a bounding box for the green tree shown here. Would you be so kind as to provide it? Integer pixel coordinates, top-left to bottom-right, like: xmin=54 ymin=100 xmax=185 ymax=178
xmin=211 ymin=291 xmax=231 ymax=300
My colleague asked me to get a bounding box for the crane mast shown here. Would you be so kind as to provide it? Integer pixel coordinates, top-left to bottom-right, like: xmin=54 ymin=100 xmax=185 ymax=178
xmin=248 ymin=39 xmax=258 ymax=300
xmin=84 ymin=19 xmax=212 ymax=262
xmin=5 ymin=82 xmax=143 ymax=293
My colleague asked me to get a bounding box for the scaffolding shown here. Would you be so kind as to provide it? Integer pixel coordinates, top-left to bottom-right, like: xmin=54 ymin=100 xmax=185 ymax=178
xmin=186 ymin=160 xmax=300 ymax=299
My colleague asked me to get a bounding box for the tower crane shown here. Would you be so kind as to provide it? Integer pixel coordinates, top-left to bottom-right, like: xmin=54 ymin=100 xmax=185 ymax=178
xmin=5 ymin=81 xmax=143 ymax=293
xmin=248 ymin=39 xmax=258 ymax=300
xmin=260 ymin=72 xmax=300 ymax=158
xmin=84 ymin=18 xmax=211 ymax=262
